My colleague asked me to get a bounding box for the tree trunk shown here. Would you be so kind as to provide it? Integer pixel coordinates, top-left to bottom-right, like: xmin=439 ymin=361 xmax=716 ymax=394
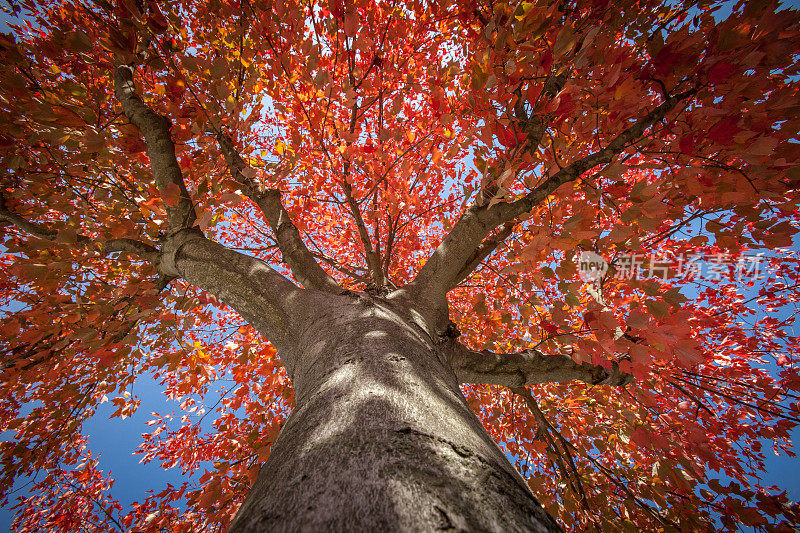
xmin=228 ymin=291 xmax=560 ymax=532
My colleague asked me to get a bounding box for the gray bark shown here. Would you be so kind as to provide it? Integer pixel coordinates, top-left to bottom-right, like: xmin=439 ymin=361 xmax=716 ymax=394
xmin=165 ymin=231 xmax=305 ymax=352
xmin=114 ymin=64 xmax=197 ymax=234
xmin=227 ymin=289 xmax=561 ymax=532
xmin=446 ymin=341 xmax=633 ymax=388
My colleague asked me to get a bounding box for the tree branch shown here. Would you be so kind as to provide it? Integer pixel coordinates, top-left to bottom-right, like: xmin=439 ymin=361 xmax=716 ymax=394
xmin=3 ymin=192 xmax=306 ymax=359
xmin=113 ymin=64 xmax=197 ymax=233
xmin=475 ymin=73 xmax=568 ymax=207
xmin=0 ymin=194 xmax=58 ymax=241
xmin=3 ymin=158 xmax=301 ymax=354
xmin=108 ymin=66 xmax=311 ymax=355
xmin=450 ymin=221 xmax=515 ymax=288
xmin=445 ymin=340 xmax=632 ymax=387
xmin=512 ymin=386 xmax=680 ymax=530
xmin=514 ymin=71 xmax=569 ymax=156
xmin=101 ymin=238 xmax=158 ymax=257
xmin=311 ymin=251 xmax=371 ymax=285
xmin=4 ymin=139 xmax=302 ymax=361
xmin=216 ymin=133 xmax=341 ymax=293
xmin=410 ymin=73 xmax=567 ymax=291
xmin=0 ymin=191 xmax=157 ymax=259
xmin=409 ymin=87 xmax=697 ymax=301
xmin=337 ymin=72 xmax=385 ymax=289
xmin=341 ymin=178 xmax=385 ymax=288
xmin=495 ymin=87 xmax=697 ymax=223
xmin=510 ymin=386 xmax=598 ymax=528
xmin=165 ymin=236 xmax=304 ymax=355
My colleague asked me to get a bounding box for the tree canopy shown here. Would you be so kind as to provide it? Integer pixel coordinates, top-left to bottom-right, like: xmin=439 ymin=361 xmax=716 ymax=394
xmin=1 ymin=0 xmax=799 ymax=530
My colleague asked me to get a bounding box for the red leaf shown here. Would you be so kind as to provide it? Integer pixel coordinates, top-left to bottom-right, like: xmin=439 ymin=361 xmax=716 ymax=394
xmin=679 ymin=134 xmax=694 ymax=154
xmin=708 ymin=116 xmax=741 ymax=145
xmin=163 ymin=182 xmax=182 ymax=207
xmin=343 ymin=12 xmax=358 ymax=36
xmin=708 ymin=61 xmax=736 ymax=84
xmin=495 ymin=123 xmax=525 ymax=148
xmin=540 ymin=321 xmax=558 ymax=334
xmin=652 ymin=45 xmax=685 ymax=75
xmin=329 ymin=0 xmax=345 ymax=18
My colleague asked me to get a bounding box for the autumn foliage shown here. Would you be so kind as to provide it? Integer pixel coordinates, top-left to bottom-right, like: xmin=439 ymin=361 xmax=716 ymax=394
xmin=1 ymin=0 xmax=800 ymax=530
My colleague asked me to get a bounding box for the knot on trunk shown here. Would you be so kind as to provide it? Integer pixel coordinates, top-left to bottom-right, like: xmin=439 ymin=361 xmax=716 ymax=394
xmin=588 ymin=360 xmax=633 ymax=386
xmin=364 ymin=282 xmax=392 ymax=297
xmin=438 ymin=320 xmax=461 ymax=343
xmin=158 ymin=227 xmax=204 ymax=277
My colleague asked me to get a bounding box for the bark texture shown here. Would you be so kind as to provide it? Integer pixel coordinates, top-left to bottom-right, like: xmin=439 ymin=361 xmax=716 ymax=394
xmin=227 ymin=290 xmax=561 ymax=532
xmin=446 ymin=341 xmax=633 ymax=388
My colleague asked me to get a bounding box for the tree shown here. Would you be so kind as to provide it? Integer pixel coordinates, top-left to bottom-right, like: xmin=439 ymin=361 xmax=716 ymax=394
xmin=0 ymin=0 xmax=799 ymax=529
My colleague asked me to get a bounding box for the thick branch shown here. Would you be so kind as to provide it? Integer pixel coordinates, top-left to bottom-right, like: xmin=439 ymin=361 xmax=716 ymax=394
xmin=451 ymin=221 xmax=514 ymax=288
xmin=495 ymin=87 xmax=696 ymax=223
xmin=216 ymin=133 xmax=341 ymax=293
xmin=3 ymin=182 xmax=302 ymax=360
xmin=113 ymin=64 xmax=196 ymax=232
xmin=477 ymin=73 xmax=568 ymax=206
xmin=164 ymin=232 xmax=303 ymax=353
xmin=409 ymin=74 xmax=566 ymax=291
xmin=445 ymin=340 xmax=632 ymax=387
xmin=2 ymin=190 xmax=307 ymax=356
xmin=410 ymin=87 xmax=697 ymax=300
xmin=101 ymin=238 xmax=158 ymax=257
xmin=0 ymin=194 xmax=58 ymax=241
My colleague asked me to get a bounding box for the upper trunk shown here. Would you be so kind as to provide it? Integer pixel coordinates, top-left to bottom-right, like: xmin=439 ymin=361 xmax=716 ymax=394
xmin=228 ymin=290 xmax=561 ymax=532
